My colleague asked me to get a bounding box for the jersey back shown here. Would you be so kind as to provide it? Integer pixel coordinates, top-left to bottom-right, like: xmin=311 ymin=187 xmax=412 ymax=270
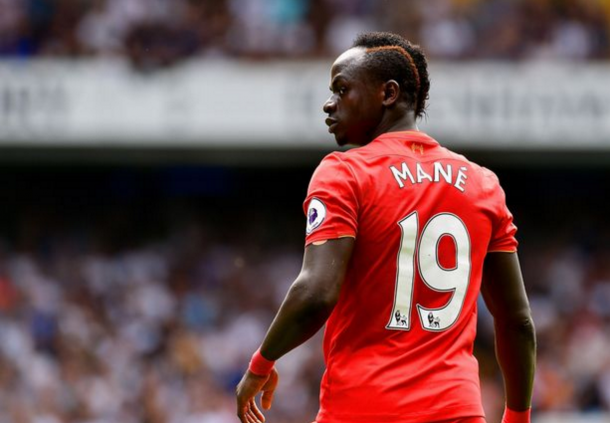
xmin=303 ymin=131 xmax=517 ymax=423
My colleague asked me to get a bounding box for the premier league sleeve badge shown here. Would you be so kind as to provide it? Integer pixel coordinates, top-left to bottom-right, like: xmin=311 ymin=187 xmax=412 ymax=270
xmin=306 ymin=198 xmax=327 ymax=234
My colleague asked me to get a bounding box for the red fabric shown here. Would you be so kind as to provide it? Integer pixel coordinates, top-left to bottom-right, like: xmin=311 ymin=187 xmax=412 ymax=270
xmin=303 ymin=131 xmax=518 ymax=423
xmin=248 ymin=348 xmax=275 ymax=376
xmin=502 ymin=408 xmax=531 ymax=423
xmin=435 ymin=418 xmax=487 ymax=423
xmin=313 ymin=418 xmax=486 ymax=423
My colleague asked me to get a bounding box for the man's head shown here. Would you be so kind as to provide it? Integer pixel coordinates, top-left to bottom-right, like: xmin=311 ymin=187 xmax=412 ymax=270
xmin=323 ymin=32 xmax=430 ymax=146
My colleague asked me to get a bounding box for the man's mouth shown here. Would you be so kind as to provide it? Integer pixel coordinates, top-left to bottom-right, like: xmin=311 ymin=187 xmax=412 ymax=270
xmin=325 ymin=118 xmax=338 ymax=133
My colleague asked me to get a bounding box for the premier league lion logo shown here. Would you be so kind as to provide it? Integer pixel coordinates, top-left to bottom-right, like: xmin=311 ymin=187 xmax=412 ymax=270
xmin=428 ymin=312 xmax=440 ymax=328
xmin=395 ymin=310 xmax=407 ymax=326
xmin=308 ymin=208 xmax=318 ymax=225
xmin=306 ymin=198 xmax=326 ymax=234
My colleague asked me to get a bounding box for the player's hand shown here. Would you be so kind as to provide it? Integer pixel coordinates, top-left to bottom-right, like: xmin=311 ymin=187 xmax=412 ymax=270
xmin=235 ymin=368 xmax=279 ymax=423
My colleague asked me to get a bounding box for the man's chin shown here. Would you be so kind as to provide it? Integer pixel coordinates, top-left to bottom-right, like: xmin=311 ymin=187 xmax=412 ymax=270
xmin=333 ymin=133 xmax=349 ymax=147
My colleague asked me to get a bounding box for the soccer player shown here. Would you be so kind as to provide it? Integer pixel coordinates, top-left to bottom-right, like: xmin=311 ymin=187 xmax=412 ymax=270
xmin=236 ymin=32 xmax=536 ymax=423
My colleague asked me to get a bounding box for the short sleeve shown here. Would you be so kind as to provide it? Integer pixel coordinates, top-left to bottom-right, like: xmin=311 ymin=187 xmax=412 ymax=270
xmin=487 ymin=180 xmax=518 ymax=253
xmin=303 ymin=153 xmax=359 ymax=246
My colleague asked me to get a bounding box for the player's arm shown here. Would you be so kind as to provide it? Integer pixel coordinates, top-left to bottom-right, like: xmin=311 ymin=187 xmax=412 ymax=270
xmin=481 ymin=252 xmax=536 ymax=423
xmin=260 ymin=237 xmax=354 ymax=358
xmin=235 ymin=237 xmax=354 ymax=423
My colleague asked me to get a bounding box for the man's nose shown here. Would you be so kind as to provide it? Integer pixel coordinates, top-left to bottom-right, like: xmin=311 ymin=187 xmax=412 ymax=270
xmin=323 ymin=96 xmax=336 ymax=114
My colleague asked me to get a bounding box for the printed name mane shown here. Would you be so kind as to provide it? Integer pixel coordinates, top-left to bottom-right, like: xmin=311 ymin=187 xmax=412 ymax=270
xmin=390 ymin=161 xmax=468 ymax=192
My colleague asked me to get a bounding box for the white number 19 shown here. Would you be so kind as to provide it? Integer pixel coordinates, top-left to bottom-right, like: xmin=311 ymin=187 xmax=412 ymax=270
xmin=387 ymin=212 xmax=471 ymax=332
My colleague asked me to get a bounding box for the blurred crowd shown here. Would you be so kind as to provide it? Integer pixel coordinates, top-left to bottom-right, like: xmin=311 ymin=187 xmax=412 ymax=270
xmin=0 ymin=216 xmax=308 ymax=423
xmin=1 ymin=205 xmax=610 ymax=423
xmin=1 ymin=0 xmax=610 ymax=69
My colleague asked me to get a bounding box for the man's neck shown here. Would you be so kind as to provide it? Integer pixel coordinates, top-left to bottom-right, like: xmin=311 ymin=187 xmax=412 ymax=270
xmin=370 ymin=114 xmax=418 ymax=143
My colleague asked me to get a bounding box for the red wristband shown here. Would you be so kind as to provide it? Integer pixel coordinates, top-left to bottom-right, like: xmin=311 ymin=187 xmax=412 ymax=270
xmin=502 ymin=407 xmax=531 ymax=423
xmin=248 ymin=348 xmax=275 ymax=376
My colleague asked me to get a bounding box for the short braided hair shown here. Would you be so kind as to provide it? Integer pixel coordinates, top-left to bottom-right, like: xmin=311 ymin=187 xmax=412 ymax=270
xmin=352 ymin=32 xmax=430 ymax=119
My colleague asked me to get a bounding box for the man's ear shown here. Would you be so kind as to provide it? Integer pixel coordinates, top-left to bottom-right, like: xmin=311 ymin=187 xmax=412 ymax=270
xmin=382 ymin=80 xmax=400 ymax=107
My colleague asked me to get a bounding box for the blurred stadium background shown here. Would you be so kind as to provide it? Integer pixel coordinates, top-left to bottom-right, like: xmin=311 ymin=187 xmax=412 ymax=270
xmin=1 ymin=0 xmax=610 ymax=422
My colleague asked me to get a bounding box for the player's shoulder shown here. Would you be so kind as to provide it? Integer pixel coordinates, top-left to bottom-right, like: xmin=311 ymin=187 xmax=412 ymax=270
xmin=315 ymin=149 xmax=362 ymax=173
xmin=316 ymin=150 xmax=349 ymax=170
xmin=441 ymin=146 xmax=504 ymax=193
xmin=310 ymin=151 xmax=357 ymax=183
xmin=462 ymin=155 xmax=505 ymax=196
xmin=460 ymin=155 xmax=499 ymax=181
xmin=470 ymin=161 xmax=502 ymax=190
xmin=319 ymin=150 xmax=348 ymax=163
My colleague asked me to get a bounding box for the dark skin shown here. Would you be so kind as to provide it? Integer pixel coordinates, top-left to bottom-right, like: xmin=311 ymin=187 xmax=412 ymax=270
xmin=235 ymin=47 xmax=536 ymax=422
xmin=482 ymin=252 xmax=536 ymax=411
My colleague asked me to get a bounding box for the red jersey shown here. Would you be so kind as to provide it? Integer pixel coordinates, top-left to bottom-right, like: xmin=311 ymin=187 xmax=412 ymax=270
xmin=303 ymin=131 xmax=517 ymax=423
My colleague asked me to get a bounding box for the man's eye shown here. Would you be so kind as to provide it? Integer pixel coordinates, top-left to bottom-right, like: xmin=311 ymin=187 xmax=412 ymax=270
xmin=338 ymin=87 xmax=346 ymax=95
